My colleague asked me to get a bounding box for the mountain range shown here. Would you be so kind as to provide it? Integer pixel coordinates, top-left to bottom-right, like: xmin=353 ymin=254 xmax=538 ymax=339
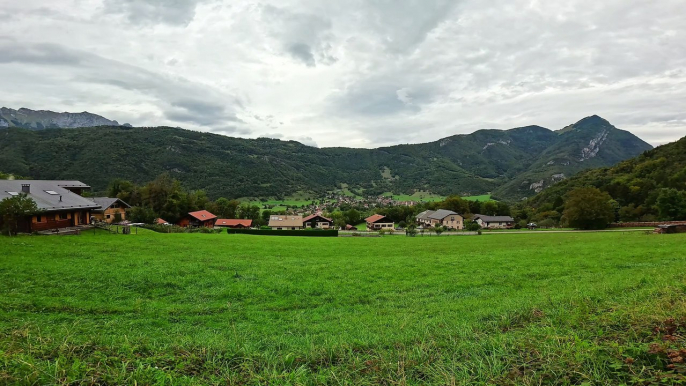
xmin=0 ymin=111 xmax=652 ymax=201
xmin=0 ymin=107 xmax=129 ymax=130
xmin=526 ymin=133 xmax=686 ymax=219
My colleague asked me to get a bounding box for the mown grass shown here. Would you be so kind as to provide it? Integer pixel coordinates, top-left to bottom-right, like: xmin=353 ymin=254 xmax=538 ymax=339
xmin=382 ymin=191 xmax=446 ymax=202
xmin=1 ymin=231 xmax=686 ymax=385
xmin=462 ymin=194 xmax=493 ymax=202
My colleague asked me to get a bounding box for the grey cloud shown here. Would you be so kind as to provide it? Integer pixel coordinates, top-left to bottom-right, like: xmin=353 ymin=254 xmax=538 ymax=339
xmin=102 ymin=0 xmax=206 ymax=25
xmin=2 ymin=0 xmax=686 ymax=148
xmin=350 ymin=0 xmax=458 ymax=53
xmin=0 ymin=41 xmax=245 ymax=131
xmin=287 ymin=43 xmax=316 ymax=67
xmin=295 ymin=136 xmax=318 ymax=147
xmin=259 ymin=4 xmax=337 ymax=67
xmin=0 ymin=42 xmax=83 ymax=66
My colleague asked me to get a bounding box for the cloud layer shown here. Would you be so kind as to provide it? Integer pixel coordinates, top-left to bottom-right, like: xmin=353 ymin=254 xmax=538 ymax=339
xmin=0 ymin=0 xmax=684 ymax=147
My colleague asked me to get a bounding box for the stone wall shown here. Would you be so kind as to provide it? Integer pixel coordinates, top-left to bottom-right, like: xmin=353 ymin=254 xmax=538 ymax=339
xmin=609 ymin=221 xmax=686 ymax=228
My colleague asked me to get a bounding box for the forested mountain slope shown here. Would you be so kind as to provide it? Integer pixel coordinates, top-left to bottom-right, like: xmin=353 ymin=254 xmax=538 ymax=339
xmin=526 ymin=135 xmax=686 ymax=221
xmin=0 ymin=115 xmax=651 ymax=200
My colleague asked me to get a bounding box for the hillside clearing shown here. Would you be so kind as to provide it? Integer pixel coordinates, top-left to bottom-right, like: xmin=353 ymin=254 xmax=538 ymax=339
xmin=1 ymin=232 xmax=685 ymax=384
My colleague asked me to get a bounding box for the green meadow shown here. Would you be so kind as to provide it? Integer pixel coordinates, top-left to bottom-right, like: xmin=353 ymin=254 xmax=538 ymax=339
xmin=462 ymin=194 xmax=493 ymax=202
xmin=1 ymin=231 xmax=686 ymax=385
xmin=382 ymin=191 xmax=446 ymax=202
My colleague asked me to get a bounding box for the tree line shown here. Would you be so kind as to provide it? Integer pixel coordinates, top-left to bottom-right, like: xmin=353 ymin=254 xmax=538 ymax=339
xmin=108 ymin=174 xmax=270 ymax=225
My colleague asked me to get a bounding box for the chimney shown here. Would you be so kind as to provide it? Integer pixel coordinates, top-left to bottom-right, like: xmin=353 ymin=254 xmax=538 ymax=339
xmin=21 ymin=184 xmax=30 ymax=194
xmin=59 ymin=195 xmax=63 ymax=202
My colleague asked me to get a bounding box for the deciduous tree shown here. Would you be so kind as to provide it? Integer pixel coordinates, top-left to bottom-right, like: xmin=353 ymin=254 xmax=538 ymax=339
xmin=0 ymin=194 xmax=39 ymax=236
xmin=656 ymin=188 xmax=686 ymax=220
xmin=562 ymin=187 xmax=614 ymax=230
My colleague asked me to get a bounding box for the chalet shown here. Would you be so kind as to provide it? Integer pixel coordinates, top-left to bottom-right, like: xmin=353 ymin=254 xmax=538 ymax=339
xmin=345 ymin=224 xmax=358 ymax=231
xmin=268 ymin=215 xmax=303 ymax=230
xmin=215 ymin=219 xmax=252 ymax=228
xmin=178 ymin=210 xmax=217 ymax=228
xmin=156 ymin=218 xmax=170 ymax=225
xmin=416 ymin=209 xmax=464 ymax=230
xmin=473 ymin=214 xmax=515 ymax=229
xmin=90 ymin=197 xmax=131 ymax=224
xmin=0 ymin=180 xmax=99 ymax=232
xmin=365 ymin=214 xmax=394 ymax=230
xmin=303 ymin=214 xmax=332 ymax=229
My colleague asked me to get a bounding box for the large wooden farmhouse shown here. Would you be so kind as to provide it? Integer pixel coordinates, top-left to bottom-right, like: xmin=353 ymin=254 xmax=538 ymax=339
xmin=0 ymin=180 xmax=99 ymax=232
xmin=178 ymin=210 xmax=217 ymax=228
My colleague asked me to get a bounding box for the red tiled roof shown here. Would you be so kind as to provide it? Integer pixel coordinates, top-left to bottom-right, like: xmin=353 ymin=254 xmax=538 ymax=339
xmin=366 ymin=214 xmax=390 ymax=223
xmin=215 ymin=219 xmax=252 ymax=227
xmin=303 ymin=214 xmax=333 ymax=222
xmin=156 ymin=218 xmax=169 ymax=224
xmin=188 ymin=210 xmax=217 ymax=221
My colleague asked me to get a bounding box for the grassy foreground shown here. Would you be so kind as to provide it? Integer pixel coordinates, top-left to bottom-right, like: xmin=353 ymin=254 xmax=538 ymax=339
xmin=1 ymin=231 xmax=686 ymax=385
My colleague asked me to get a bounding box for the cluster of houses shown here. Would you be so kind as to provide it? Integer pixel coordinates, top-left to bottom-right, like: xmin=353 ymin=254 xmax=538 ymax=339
xmin=0 ymin=179 xmax=515 ymax=233
xmin=416 ymin=209 xmax=515 ymax=230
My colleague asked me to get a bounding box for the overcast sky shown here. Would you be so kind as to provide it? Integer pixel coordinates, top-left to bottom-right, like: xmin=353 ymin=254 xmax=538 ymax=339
xmin=1 ymin=0 xmax=685 ymax=148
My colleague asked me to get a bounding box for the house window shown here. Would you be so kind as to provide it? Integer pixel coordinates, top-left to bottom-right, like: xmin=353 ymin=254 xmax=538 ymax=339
xmin=45 ymin=190 xmax=59 ymax=195
xmin=59 ymin=213 xmax=68 ymax=220
xmin=106 ymin=214 xmax=111 ymax=219
xmin=36 ymin=215 xmax=43 ymax=223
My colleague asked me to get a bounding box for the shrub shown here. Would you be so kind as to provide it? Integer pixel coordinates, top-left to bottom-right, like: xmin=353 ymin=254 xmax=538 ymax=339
xmin=465 ymin=221 xmax=481 ymax=232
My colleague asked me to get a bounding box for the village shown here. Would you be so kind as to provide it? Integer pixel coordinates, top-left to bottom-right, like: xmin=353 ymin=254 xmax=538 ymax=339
xmin=0 ymin=179 xmax=517 ymax=235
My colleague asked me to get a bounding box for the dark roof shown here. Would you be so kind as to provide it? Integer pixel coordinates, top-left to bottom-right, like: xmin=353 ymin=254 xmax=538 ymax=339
xmin=0 ymin=180 xmax=98 ymax=212
xmin=55 ymin=181 xmax=91 ymax=188
xmin=188 ymin=210 xmax=217 ymax=221
xmin=416 ymin=210 xmax=434 ymax=220
xmin=89 ymin=197 xmax=131 ymax=211
xmin=473 ymin=214 xmax=515 ymax=222
xmin=428 ymin=209 xmax=459 ymax=220
xmin=366 ymin=214 xmax=391 ymax=223
xmin=303 ymin=214 xmax=332 ymax=222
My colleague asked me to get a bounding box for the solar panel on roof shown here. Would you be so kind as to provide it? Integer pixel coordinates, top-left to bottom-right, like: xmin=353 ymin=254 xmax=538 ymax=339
xmin=6 ymin=191 xmax=19 ymax=196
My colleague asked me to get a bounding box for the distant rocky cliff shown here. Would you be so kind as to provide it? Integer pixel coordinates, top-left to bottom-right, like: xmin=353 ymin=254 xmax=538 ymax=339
xmin=0 ymin=107 xmax=129 ymax=130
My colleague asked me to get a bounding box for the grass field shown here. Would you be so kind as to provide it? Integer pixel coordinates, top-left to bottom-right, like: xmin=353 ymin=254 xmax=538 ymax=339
xmin=462 ymin=194 xmax=493 ymax=202
xmin=2 ymin=231 xmax=686 ymax=385
xmin=382 ymin=191 xmax=445 ymax=202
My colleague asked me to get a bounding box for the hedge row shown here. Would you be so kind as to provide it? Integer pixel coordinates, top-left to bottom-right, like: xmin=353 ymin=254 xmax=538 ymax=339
xmin=226 ymin=229 xmax=339 ymax=237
